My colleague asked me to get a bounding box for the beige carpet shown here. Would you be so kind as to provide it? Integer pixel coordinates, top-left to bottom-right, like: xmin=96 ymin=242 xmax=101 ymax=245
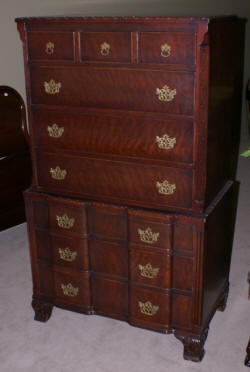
xmin=0 ymin=140 xmax=249 ymax=372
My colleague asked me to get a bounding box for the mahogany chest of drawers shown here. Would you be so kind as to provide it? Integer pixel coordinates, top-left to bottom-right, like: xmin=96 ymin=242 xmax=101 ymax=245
xmin=16 ymin=16 xmax=245 ymax=362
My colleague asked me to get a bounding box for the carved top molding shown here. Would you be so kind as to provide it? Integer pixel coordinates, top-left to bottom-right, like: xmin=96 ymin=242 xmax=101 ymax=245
xmin=15 ymin=16 xmax=213 ymax=24
xmin=14 ymin=15 xmax=244 ymax=28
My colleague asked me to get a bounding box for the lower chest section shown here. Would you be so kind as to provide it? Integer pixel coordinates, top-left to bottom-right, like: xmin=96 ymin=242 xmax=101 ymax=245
xmin=25 ymin=190 xmax=202 ymax=333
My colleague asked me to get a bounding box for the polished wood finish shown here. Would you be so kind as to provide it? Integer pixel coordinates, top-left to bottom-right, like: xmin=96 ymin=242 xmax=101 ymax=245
xmin=17 ymin=16 xmax=245 ymax=214
xmin=0 ymin=86 xmax=31 ymax=231
xmin=24 ymin=181 xmax=237 ymax=361
xmin=80 ymin=31 xmax=131 ymax=62
xmin=32 ymin=108 xmax=194 ymax=164
xmin=27 ymin=32 xmax=74 ymax=61
xmin=138 ymin=31 xmax=195 ymax=65
xmin=16 ymin=16 xmax=245 ymax=362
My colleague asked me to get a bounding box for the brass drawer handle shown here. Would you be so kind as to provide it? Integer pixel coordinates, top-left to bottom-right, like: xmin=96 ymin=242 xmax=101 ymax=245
xmin=138 ymin=227 xmax=159 ymax=244
xmin=139 ymin=263 xmax=159 ymax=279
xmin=45 ymin=41 xmax=54 ymax=55
xmin=44 ymin=79 xmax=61 ymax=95
xmin=61 ymin=283 xmax=79 ymax=297
xmin=59 ymin=247 xmax=77 ymax=262
xmin=100 ymin=41 xmax=110 ymax=56
xmin=56 ymin=214 xmax=75 ymax=229
xmin=156 ymin=85 xmax=176 ymax=102
xmin=50 ymin=166 xmax=67 ymax=180
xmin=156 ymin=134 xmax=176 ymax=150
xmin=156 ymin=180 xmax=176 ymax=195
xmin=47 ymin=123 xmax=64 ymax=138
xmin=138 ymin=301 xmax=159 ymax=316
xmin=161 ymin=43 xmax=171 ymax=58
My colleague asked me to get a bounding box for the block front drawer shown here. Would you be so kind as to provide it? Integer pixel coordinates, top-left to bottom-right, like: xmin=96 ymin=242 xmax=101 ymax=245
xmin=27 ymin=31 xmax=74 ymax=61
xmin=32 ymin=109 xmax=194 ymax=164
xmin=138 ymin=32 xmax=196 ymax=65
xmin=80 ymin=31 xmax=131 ymax=63
xmin=30 ymin=66 xmax=194 ymax=115
xmin=36 ymin=152 xmax=193 ymax=210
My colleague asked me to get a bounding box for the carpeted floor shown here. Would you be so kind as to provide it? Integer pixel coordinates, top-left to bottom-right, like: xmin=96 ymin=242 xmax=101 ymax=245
xmin=0 ymin=140 xmax=249 ymax=372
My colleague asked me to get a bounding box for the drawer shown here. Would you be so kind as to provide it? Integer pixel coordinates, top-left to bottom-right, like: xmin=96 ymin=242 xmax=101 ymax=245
xmin=92 ymin=275 xmax=128 ymax=318
xmin=35 ymin=230 xmax=89 ymax=271
xmin=90 ymin=239 xmax=128 ymax=278
xmin=89 ymin=203 xmax=127 ymax=241
xmin=130 ymin=285 xmax=170 ymax=326
xmin=32 ymin=109 xmax=194 ymax=164
xmin=27 ymin=32 xmax=74 ymax=61
xmin=51 ymin=234 xmax=89 ymax=271
xmin=37 ymin=152 xmax=193 ymax=210
xmin=128 ymin=210 xmax=172 ymax=249
xmin=48 ymin=199 xmax=87 ymax=236
xmin=138 ymin=32 xmax=195 ymax=65
xmin=130 ymin=249 xmax=171 ymax=288
xmin=30 ymin=66 xmax=194 ymax=116
xmin=80 ymin=32 xmax=131 ymax=63
xmin=54 ymin=269 xmax=91 ymax=308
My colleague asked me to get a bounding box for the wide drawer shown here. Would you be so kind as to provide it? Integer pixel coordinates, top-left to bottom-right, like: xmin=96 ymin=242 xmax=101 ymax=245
xmin=32 ymin=109 xmax=194 ymax=164
xmin=138 ymin=32 xmax=196 ymax=65
xmin=80 ymin=32 xmax=131 ymax=63
xmin=36 ymin=152 xmax=193 ymax=210
xmin=27 ymin=31 xmax=74 ymax=61
xmin=30 ymin=66 xmax=194 ymax=115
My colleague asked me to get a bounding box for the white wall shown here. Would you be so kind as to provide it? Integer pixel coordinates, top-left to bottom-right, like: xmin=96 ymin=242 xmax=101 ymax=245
xmin=0 ymin=0 xmax=249 ymax=136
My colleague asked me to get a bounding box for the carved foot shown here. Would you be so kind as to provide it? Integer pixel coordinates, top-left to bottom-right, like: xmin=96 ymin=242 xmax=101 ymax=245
xmin=175 ymin=328 xmax=208 ymax=362
xmin=217 ymin=284 xmax=229 ymax=312
xmin=245 ymin=339 xmax=250 ymax=367
xmin=32 ymin=298 xmax=53 ymax=322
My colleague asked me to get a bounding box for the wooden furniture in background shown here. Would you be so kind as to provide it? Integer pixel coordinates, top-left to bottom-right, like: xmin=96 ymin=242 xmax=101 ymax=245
xmin=245 ymin=271 xmax=250 ymax=367
xmin=16 ymin=16 xmax=246 ymax=362
xmin=0 ymin=86 xmax=31 ymax=231
xmin=246 ymin=79 xmax=250 ymax=135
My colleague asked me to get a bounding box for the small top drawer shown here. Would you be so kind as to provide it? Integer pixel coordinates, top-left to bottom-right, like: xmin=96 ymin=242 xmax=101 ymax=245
xmin=138 ymin=32 xmax=195 ymax=65
xmin=27 ymin=32 xmax=74 ymax=61
xmin=80 ymin=32 xmax=131 ymax=63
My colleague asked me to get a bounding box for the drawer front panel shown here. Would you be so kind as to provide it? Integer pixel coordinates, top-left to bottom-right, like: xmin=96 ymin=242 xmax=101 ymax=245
xmin=28 ymin=32 xmax=74 ymax=61
xmin=49 ymin=201 xmax=87 ymax=236
xmin=81 ymin=32 xmax=131 ymax=62
xmin=130 ymin=286 xmax=170 ymax=326
xmin=130 ymin=249 xmax=171 ymax=288
xmin=139 ymin=32 xmax=195 ymax=65
xmin=89 ymin=203 xmax=127 ymax=241
xmin=128 ymin=210 xmax=172 ymax=249
xmin=51 ymin=234 xmax=89 ymax=270
xmin=92 ymin=275 xmax=128 ymax=317
xmin=54 ymin=270 xmax=91 ymax=307
xmin=32 ymin=109 xmax=194 ymax=164
xmin=30 ymin=66 xmax=194 ymax=115
xmin=90 ymin=239 xmax=128 ymax=277
xmin=37 ymin=152 xmax=193 ymax=210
